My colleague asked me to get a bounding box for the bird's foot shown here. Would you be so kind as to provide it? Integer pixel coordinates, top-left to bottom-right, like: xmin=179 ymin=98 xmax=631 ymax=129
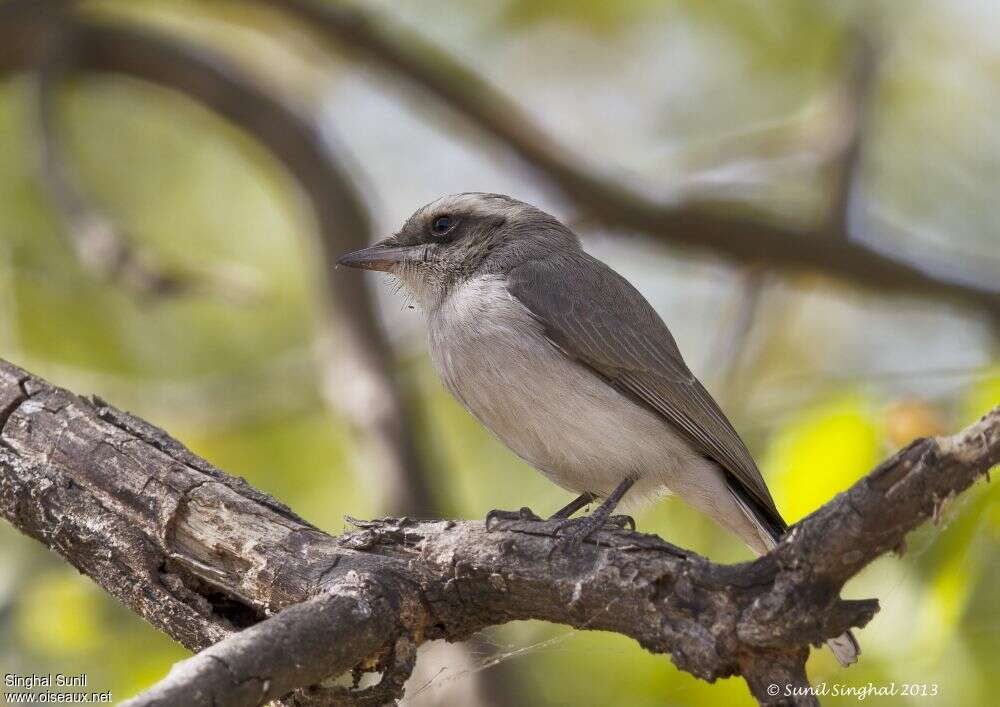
xmin=606 ymin=514 xmax=636 ymax=531
xmin=551 ymin=513 xmax=635 ymax=553
xmin=485 ymin=506 xmax=544 ymax=530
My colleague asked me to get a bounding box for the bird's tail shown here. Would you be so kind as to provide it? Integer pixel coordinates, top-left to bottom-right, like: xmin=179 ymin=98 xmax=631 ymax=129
xmin=730 ymin=488 xmax=861 ymax=667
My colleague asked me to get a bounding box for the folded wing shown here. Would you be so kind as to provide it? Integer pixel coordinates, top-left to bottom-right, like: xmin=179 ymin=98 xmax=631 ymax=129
xmin=507 ymin=250 xmax=786 ymax=537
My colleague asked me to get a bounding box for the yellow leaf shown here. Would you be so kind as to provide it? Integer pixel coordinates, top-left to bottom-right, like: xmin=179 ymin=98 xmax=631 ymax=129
xmin=764 ymin=395 xmax=879 ymax=523
xmin=15 ymin=569 xmax=103 ymax=656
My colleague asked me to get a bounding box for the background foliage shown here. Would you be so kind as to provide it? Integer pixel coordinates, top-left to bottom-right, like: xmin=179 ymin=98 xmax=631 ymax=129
xmin=1 ymin=1 xmax=998 ymax=705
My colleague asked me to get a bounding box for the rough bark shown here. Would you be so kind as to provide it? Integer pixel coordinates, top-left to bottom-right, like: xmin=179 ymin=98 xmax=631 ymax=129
xmin=119 ymin=592 xmax=400 ymax=707
xmin=2 ymin=359 xmax=997 ymax=706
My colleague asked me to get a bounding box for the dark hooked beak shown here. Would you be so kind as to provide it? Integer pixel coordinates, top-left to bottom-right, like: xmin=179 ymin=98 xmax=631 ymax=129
xmin=336 ymin=241 xmax=412 ymax=272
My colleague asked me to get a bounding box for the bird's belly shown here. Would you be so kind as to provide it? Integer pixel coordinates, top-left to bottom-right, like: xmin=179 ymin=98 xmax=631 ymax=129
xmin=428 ymin=278 xmax=698 ymax=497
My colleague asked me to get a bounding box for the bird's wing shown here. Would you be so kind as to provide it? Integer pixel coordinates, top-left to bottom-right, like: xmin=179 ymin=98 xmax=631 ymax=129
xmin=507 ymin=251 xmax=785 ymax=531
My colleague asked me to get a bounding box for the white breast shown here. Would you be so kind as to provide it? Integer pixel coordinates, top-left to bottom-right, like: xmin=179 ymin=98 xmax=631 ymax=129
xmin=426 ymin=276 xmax=703 ymax=501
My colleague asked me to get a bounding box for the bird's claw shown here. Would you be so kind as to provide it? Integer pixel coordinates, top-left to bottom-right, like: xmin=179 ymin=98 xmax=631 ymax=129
xmin=606 ymin=514 xmax=636 ymax=531
xmin=485 ymin=506 xmax=544 ymax=530
xmin=547 ymin=513 xmax=636 ymax=555
xmin=485 ymin=507 xmax=634 ymax=547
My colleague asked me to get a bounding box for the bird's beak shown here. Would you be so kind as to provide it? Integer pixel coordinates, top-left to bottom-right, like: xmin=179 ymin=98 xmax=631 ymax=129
xmin=336 ymin=240 xmax=412 ymax=272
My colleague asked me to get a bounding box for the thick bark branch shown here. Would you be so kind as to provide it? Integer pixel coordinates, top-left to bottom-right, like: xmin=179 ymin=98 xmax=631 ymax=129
xmin=1 ymin=358 xmax=996 ymax=706
xmin=118 ymin=592 xmax=400 ymax=707
xmin=267 ymin=0 xmax=999 ymax=317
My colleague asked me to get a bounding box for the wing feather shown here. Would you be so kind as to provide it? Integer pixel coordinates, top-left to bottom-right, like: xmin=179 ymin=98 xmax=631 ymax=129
xmin=507 ymin=251 xmax=785 ymax=531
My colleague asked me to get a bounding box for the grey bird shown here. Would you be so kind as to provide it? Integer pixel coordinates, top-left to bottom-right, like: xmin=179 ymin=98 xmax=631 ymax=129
xmin=338 ymin=192 xmax=859 ymax=666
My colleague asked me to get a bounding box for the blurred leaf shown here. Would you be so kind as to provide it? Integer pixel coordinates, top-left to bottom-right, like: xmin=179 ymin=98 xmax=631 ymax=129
xmin=883 ymin=398 xmax=946 ymax=447
xmin=929 ymin=551 xmax=973 ymax=634
xmin=15 ymin=569 xmax=103 ymax=656
xmin=669 ymin=0 xmax=842 ymax=70
xmin=500 ymin=0 xmax=662 ymax=34
xmin=104 ymin=611 xmax=189 ymax=700
xmin=961 ymin=366 xmax=1000 ymax=425
xmin=0 ymin=76 xmax=317 ymax=379
xmin=765 ymin=394 xmax=879 ymax=522
xmin=513 ymin=623 xmax=755 ymax=707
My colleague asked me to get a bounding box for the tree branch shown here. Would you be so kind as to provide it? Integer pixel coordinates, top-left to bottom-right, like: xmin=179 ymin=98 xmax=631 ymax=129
xmin=2 ymin=357 xmax=996 ymax=705
xmin=0 ymin=0 xmax=440 ymax=518
xmin=31 ymin=17 xmax=267 ymax=303
xmin=267 ymin=0 xmax=1000 ymax=317
xmin=3 ymin=4 xmax=522 ymax=703
xmin=823 ymin=29 xmax=880 ymax=239
xmin=2 ymin=3 xmax=998 ymax=705
xmin=118 ymin=592 xmax=401 ymax=707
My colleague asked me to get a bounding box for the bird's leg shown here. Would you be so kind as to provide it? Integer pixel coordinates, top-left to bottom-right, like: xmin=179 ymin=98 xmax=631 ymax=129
xmin=549 ymin=492 xmax=597 ymax=520
xmin=554 ymin=478 xmax=636 ymax=548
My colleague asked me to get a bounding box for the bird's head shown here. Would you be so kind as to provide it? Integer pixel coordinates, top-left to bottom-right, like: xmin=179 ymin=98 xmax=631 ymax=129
xmin=337 ymin=192 xmax=578 ymax=309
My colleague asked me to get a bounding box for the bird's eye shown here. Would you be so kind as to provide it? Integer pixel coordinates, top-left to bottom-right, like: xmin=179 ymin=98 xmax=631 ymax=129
xmin=431 ymin=215 xmax=454 ymax=235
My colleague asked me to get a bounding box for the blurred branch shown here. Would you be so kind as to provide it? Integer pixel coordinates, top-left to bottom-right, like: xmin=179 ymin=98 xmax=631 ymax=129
xmin=708 ymin=264 xmax=770 ymax=402
xmin=3 ymin=360 xmax=998 ymax=705
xmin=268 ymin=0 xmax=1000 ymax=318
xmin=32 ymin=22 xmax=265 ymax=303
xmin=5 ymin=5 xmax=515 ymax=703
xmin=0 ymin=0 xmax=440 ymax=517
xmin=823 ymin=29 xmax=881 ymax=239
xmin=33 ymin=27 xmax=186 ymax=298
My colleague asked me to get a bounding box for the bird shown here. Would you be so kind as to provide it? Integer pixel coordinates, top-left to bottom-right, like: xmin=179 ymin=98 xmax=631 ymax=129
xmin=337 ymin=192 xmax=859 ymax=666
